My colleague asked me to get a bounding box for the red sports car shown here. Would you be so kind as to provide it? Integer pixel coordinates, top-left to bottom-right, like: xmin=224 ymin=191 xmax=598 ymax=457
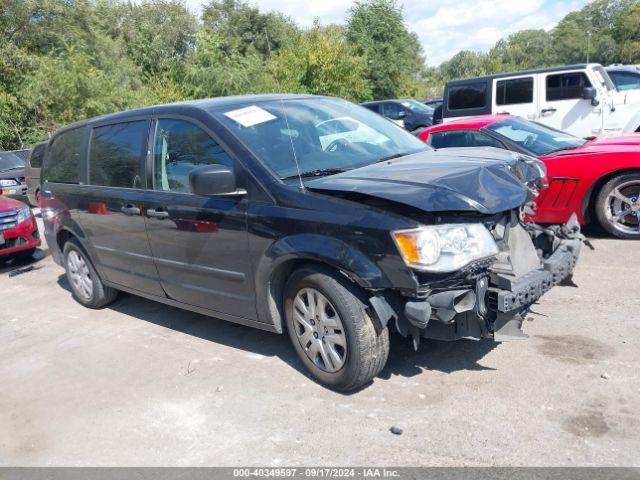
xmin=418 ymin=115 xmax=640 ymax=239
xmin=0 ymin=196 xmax=41 ymax=260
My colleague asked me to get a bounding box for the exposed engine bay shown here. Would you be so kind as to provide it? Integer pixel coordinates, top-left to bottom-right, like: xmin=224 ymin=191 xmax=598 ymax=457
xmin=372 ymin=212 xmax=584 ymax=348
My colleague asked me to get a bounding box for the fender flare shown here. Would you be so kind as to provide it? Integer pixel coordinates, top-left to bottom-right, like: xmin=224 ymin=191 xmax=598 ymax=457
xmin=253 ymin=234 xmax=393 ymax=331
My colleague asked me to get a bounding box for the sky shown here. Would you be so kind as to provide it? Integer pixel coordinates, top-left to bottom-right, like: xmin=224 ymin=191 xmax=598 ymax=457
xmin=181 ymin=0 xmax=591 ymax=66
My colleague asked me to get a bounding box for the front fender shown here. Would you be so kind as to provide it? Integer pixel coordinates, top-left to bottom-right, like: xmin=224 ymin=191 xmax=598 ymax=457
xmin=253 ymin=234 xmax=395 ymax=331
xmin=257 ymin=233 xmax=391 ymax=289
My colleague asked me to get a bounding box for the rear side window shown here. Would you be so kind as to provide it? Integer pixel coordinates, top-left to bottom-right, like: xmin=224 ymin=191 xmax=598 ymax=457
xmin=546 ymin=73 xmax=592 ymax=101
xmin=496 ymin=77 xmax=533 ymax=105
xmin=29 ymin=144 xmax=46 ymax=169
xmin=154 ymin=119 xmax=234 ymax=193
xmin=45 ymin=128 xmax=83 ymax=184
xmin=89 ymin=121 xmax=148 ymax=188
xmin=362 ymin=103 xmax=380 ymax=113
xmin=429 ymin=130 xmax=504 ymax=149
xmin=448 ymin=83 xmax=487 ymax=110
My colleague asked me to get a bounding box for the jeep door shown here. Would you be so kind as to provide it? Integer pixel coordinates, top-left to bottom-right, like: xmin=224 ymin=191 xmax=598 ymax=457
xmin=144 ymin=117 xmax=256 ymax=320
xmin=536 ymin=70 xmax=603 ymax=137
xmin=491 ymin=75 xmax=537 ymax=120
xmin=80 ymin=119 xmax=165 ymax=296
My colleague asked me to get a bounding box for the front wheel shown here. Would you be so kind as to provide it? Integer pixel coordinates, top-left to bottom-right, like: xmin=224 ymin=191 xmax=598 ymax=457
xmin=284 ymin=266 xmax=389 ymax=391
xmin=595 ymin=174 xmax=640 ymax=239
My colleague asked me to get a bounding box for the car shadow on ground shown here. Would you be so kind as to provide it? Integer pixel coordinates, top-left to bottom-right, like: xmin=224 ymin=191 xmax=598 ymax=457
xmin=56 ymin=274 xmax=500 ymax=391
xmin=0 ymin=248 xmax=48 ymax=275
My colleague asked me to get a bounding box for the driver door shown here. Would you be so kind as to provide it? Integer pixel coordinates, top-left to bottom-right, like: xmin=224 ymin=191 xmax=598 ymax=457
xmin=144 ymin=117 xmax=257 ymax=320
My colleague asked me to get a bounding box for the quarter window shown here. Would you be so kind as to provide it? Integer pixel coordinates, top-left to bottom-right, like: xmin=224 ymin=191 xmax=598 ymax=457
xmin=448 ymin=83 xmax=487 ymax=110
xmin=45 ymin=128 xmax=83 ymax=184
xmin=89 ymin=121 xmax=148 ymax=188
xmin=546 ymin=72 xmax=592 ymax=101
xmin=154 ymin=119 xmax=234 ymax=193
xmin=496 ymin=77 xmax=533 ymax=105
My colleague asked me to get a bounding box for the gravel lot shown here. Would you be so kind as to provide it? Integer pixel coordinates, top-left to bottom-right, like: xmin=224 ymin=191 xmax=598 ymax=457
xmin=1 ymin=214 xmax=639 ymax=466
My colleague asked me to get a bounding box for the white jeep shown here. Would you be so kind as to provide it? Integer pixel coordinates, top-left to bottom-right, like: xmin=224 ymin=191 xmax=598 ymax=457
xmin=442 ymin=63 xmax=640 ymax=137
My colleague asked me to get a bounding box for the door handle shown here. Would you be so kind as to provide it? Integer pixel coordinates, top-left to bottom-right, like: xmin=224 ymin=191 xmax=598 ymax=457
xmin=147 ymin=208 xmax=170 ymax=219
xmin=121 ymin=204 xmax=140 ymax=216
xmin=541 ymin=107 xmax=557 ymax=115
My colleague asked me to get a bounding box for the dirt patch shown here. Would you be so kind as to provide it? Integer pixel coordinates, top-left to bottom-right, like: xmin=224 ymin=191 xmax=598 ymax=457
xmin=562 ymin=409 xmax=611 ymax=438
xmin=535 ymin=335 xmax=615 ymax=364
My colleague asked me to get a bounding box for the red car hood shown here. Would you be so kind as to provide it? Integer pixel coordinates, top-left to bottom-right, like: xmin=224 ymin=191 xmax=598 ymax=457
xmin=0 ymin=196 xmax=25 ymax=213
xmin=545 ymin=135 xmax=640 ymax=158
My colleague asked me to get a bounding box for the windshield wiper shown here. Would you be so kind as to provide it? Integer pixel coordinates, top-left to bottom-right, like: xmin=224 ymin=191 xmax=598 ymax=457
xmin=375 ymin=153 xmax=405 ymax=163
xmin=282 ymin=168 xmax=348 ymax=180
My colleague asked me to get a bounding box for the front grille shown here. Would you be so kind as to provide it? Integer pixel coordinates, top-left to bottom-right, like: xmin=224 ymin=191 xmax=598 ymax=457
xmin=0 ymin=237 xmax=26 ymax=250
xmin=0 ymin=210 xmax=18 ymax=231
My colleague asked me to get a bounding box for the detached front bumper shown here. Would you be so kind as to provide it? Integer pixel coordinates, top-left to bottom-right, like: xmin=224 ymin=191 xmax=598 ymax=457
xmin=387 ymin=217 xmax=583 ymax=344
xmin=488 ymin=237 xmax=581 ymax=313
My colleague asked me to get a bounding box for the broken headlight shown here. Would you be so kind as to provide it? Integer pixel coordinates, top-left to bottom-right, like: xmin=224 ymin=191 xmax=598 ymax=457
xmin=392 ymin=223 xmax=499 ymax=272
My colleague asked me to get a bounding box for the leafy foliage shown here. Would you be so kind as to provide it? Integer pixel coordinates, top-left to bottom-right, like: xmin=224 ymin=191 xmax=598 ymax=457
xmin=0 ymin=0 xmax=638 ymax=150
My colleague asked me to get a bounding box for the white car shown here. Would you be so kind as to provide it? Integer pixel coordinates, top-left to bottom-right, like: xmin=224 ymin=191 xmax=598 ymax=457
xmin=442 ymin=63 xmax=640 ymax=138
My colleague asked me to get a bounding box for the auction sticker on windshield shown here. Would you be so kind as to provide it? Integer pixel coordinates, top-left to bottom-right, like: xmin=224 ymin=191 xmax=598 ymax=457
xmin=224 ymin=105 xmax=277 ymax=127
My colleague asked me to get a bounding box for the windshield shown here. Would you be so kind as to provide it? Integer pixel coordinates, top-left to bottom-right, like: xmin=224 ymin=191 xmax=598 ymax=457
xmin=0 ymin=152 xmax=25 ymax=171
xmin=400 ymin=99 xmax=434 ymax=114
xmin=486 ymin=117 xmax=587 ymax=156
xmin=592 ymin=66 xmax=616 ymax=92
xmin=214 ymin=97 xmax=430 ymax=179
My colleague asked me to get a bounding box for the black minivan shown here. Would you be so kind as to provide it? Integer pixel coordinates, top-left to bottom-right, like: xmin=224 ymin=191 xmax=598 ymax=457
xmin=42 ymin=95 xmax=582 ymax=391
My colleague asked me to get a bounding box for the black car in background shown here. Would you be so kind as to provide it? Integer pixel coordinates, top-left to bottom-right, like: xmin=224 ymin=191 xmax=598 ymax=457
xmin=0 ymin=150 xmax=28 ymax=200
xmin=361 ymin=99 xmax=434 ymax=132
xmin=42 ymin=94 xmax=581 ymax=391
xmin=424 ymin=97 xmax=443 ymax=110
xmin=606 ymin=65 xmax=640 ymax=91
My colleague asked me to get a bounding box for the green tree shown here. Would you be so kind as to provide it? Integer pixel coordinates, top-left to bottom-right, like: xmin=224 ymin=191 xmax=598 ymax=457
xmin=346 ymin=0 xmax=427 ymax=99
xmin=108 ymin=0 xmax=199 ymax=78
xmin=271 ymin=22 xmax=372 ymax=102
xmin=551 ymin=0 xmax=635 ymax=64
xmin=615 ymin=2 xmax=640 ymax=63
xmin=184 ymin=28 xmax=277 ymax=98
xmin=489 ymin=30 xmax=554 ymax=70
xmin=201 ymin=0 xmax=297 ymax=58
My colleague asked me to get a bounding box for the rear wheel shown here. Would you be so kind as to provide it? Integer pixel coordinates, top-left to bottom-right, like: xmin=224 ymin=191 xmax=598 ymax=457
xmin=63 ymin=239 xmax=118 ymax=308
xmin=284 ymin=266 xmax=389 ymax=391
xmin=595 ymin=174 xmax=640 ymax=239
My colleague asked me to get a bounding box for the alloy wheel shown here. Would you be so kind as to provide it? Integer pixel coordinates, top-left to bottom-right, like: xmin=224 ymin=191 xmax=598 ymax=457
xmin=292 ymin=288 xmax=348 ymax=373
xmin=604 ymin=180 xmax=640 ymax=237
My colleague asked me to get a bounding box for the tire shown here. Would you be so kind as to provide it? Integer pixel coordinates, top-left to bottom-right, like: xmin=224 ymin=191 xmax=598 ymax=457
xmin=595 ymin=173 xmax=640 ymax=239
xmin=63 ymin=238 xmax=118 ymax=308
xmin=284 ymin=265 xmax=390 ymax=391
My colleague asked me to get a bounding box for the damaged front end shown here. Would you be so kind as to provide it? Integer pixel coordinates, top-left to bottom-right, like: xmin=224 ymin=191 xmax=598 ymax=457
xmin=379 ymin=212 xmax=583 ymax=347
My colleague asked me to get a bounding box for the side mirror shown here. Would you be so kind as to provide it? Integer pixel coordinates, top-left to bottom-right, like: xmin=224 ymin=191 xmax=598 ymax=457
xmin=189 ymin=164 xmax=246 ymax=197
xmin=582 ymin=86 xmax=599 ymax=106
xmin=397 ymin=110 xmax=408 ymax=119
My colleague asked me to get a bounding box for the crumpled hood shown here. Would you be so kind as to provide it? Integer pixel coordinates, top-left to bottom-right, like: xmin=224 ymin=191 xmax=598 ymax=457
xmin=306 ymin=148 xmax=532 ymax=214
